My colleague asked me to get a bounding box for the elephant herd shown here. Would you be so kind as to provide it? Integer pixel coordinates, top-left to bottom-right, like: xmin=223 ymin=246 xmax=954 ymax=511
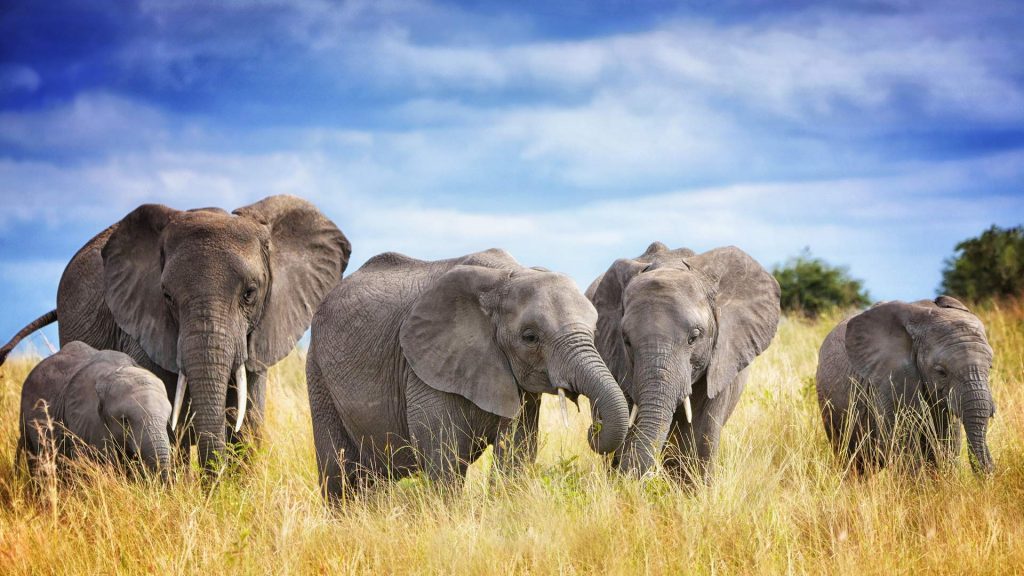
xmin=0 ymin=195 xmax=998 ymax=502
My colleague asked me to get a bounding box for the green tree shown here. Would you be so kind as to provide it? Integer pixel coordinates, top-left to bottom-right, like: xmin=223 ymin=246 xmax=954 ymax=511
xmin=940 ymin=225 xmax=1024 ymax=301
xmin=772 ymin=248 xmax=870 ymax=317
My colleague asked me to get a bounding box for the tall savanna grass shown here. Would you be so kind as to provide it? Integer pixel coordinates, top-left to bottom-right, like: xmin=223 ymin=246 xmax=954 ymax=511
xmin=1 ymin=303 xmax=1023 ymax=574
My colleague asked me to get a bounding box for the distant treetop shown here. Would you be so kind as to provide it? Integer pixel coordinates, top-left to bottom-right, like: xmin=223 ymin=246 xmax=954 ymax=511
xmin=772 ymin=248 xmax=870 ymax=318
xmin=940 ymin=225 xmax=1024 ymax=302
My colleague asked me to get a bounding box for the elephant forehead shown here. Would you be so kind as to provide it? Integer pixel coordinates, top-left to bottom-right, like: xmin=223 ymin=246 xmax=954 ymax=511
xmin=624 ymin=268 xmax=708 ymax=308
xmin=505 ymin=273 xmax=596 ymax=324
xmin=164 ymin=211 xmax=268 ymax=250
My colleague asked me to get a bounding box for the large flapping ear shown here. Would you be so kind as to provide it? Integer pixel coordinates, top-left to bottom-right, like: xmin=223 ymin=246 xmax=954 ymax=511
xmin=102 ymin=204 xmax=180 ymax=372
xmin=686 ymin=247 xmax=781 ymax=399
xmin=234 ymin=195 xmax=352 ymax=367
xmin=589 ymin=258 xmax=649 ymax=386
xmin=399 ymin=265 xmax=520 ymax=419
xmin=845 ymin=301 xmax=923 ymax=392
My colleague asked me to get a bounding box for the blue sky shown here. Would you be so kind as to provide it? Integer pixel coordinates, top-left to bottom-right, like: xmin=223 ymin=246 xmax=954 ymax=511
xmin=1 ymin=0 xmax=1023 ymax=354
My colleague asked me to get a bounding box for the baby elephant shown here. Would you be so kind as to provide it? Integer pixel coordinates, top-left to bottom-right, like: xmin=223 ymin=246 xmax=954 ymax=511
xmin=18 ymin=341 xmax=173 ymax=480
xmin=816 ymin=296 xmax=995 ymax=475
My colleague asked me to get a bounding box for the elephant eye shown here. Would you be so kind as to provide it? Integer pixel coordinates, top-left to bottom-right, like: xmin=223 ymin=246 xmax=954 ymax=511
xmin=688 ymin=328 xmax=701 ymax=345
xmin=162 ymin=289 xmax=174 ymax=307
xmin=242 ymin=285 xmax=258 ymax=305
xmin=934 ymin=365 xmax=948 ymax=378
xmin=521 ymin=330 xmax=539 ymax=345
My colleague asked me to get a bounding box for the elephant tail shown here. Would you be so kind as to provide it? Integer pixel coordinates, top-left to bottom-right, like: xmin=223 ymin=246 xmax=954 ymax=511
xmin=0 ymin=309 xmax=58 ymax=368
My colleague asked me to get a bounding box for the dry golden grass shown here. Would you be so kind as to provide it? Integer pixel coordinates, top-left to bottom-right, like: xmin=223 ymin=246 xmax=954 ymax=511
xmin=1 ymin=304 xmax=1023 ymax=575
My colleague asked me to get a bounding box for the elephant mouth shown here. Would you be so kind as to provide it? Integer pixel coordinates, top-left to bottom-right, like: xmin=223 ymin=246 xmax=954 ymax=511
xmin=171 ymin=365 xmax=248 ymax=433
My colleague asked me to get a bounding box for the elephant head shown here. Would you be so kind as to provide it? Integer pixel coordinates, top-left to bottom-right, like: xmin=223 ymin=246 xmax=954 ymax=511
xmin=845 ymin=296 xmax=995 ymax=473
xmin=101 ymin=195 xmax=351 ymax=468
xmin=591 ymin=244 xmax=780 ymax=476
xmin=93 ymin=363 xmax=174 ymax=479
xmin=400 ymin=265 xmax=630 ymax=454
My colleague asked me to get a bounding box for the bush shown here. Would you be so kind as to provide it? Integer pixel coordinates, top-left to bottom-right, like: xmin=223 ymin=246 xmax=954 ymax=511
xmin=940 ymin=225 xmax=1024 ymax=301
xmin=772 ymin=248 xmax=870 ymax=317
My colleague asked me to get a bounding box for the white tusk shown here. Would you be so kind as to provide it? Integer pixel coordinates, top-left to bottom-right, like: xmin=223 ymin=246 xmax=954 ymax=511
xmin=171 ymin=372 xmax=187 ymax=432
xmin=556 ymin=388 xmax=570 ymax=429
xmin=234 ymin=365 xmax=248 ymax=433
xmin=683 ymin=396 xmax=692 ymax=424
xmin=628 ymin=404 xmax=639 ymax=428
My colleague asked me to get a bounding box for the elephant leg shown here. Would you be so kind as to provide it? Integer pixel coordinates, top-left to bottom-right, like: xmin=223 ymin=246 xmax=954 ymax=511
xmin=307 ymin=362 xmax=363 ymax=501
xmin=406 ymin=378 xmax=475 ymax=488
xmin=920 ymin=402 xmax=959 ymax=471
xmin=493 ymin=391 xmax=541 ymax=477
xmin=665 ymin=370 xmax=748 ymax=485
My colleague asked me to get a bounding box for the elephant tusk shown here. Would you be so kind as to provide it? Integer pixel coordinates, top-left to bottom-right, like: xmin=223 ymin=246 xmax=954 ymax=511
xmin=628 ymin=404 xmax=639 ymax=428
xmin=683 ymin=396 xmax=692 ymax=424
xmin=171 ymin=372 xmax=187 ymax=432
xmin=234 ymin=365 xmax=247 ymax=433
xmin=556 ymin=388 xmax=570 ymax=429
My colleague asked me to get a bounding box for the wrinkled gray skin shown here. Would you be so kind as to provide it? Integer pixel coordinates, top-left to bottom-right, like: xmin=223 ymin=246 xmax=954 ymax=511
xmin=816 ymin=296 xmax=996 ymax=475
xmin=587 ymin=242 xmax=781 ymax=483
xmin=18 ymin=341 xmax=172 ymax=480
xmin=1 ymin=195 xmax=350 ymax=470
xmin=307 ymin=249 xmax=630 ymax=499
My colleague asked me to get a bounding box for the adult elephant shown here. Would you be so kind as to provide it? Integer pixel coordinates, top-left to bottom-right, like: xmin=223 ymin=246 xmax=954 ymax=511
xmin=586 ymin=242 xmax=780 ymax=483
xmin=816 ymin=296 xmax=996 ymax=475
xmin=306 ymin=249 xmax=629 ymax=499
xmin=0 ymin=195 xmax=351 ymax=469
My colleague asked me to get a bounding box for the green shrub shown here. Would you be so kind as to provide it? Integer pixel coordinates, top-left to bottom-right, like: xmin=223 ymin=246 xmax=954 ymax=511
xmin=772 ymin=248 xmax=870 ymax=317
xmin=940 ymin=225 xmax=1024 ymax=301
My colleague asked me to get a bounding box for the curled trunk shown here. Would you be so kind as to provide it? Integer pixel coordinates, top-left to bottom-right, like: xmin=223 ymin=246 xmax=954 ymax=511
xmin=553 ymin=331 xmax=629 ymax=455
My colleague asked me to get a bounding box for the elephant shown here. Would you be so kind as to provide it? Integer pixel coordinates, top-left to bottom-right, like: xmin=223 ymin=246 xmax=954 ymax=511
xmin=0 ymin=195 xmax=351 ymax=470
xmin=17 ymin=341 xmax=172 ymax=481
xmin=816 ymin=296 xmax=996 ymax=475
xmin=586 ymin=242 xmax=781 ymax=483
xmin=306 ymin=248 xmax=630 ymax=499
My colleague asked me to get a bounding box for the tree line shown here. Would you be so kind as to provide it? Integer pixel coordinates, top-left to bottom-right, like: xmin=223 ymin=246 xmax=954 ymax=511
xmin=774 ymin=225 xmax=1024 ymax=317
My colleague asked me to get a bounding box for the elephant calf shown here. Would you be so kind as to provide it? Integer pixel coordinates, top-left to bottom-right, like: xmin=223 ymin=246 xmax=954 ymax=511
xmin=587 ymin=242 xmax=781 ymax=484
xmin=816 ymin=296 xmax=996 ymax=475
xmin=18 ymin=341 xmax=173 ymax=480
xmin=306 ymin=249 xmax=630 ymax=498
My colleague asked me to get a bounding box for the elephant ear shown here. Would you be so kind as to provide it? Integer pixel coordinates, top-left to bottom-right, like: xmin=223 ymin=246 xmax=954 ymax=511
xmin=686 ymin=247 xmax=781 ymax=399
xmin=234 ymin=195 xmax=352 ymax=367
xmin=589 ymin=258 xmax=649 ymax=386
xmin=400 ymin=265 xmax=520 ymax=419
xmin=845 ymin=301 xmax=922 ymax=391
xmin=934 ymin=295 xmax=970 ymax=312
xmin=102 ymin=204 xmax=180 ymax=372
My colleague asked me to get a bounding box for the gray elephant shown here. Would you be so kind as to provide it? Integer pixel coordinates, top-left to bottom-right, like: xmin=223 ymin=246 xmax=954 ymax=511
xmin=0 ymin=195 xmax=351 ymax=470
xmin=816 ymin=296 xmax=995 ymax=475
xmin=306 ymin=249 xmax=630 ymax=498
xmin=586 ymin=242 xmax=781 ymax=483
xmin=18 ymin=341 xmax=172 ymax=480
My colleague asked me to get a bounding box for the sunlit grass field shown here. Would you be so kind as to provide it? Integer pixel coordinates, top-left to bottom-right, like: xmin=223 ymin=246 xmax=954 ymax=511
xmin=1 ymin=302 xmax=1023 ymax=574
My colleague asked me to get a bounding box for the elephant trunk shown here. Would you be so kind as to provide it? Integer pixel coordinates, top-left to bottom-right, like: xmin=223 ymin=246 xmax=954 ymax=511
xmin=953 ymin=377 xmax=994 ymax=475
xmin=617 ymin=342 xmax=686 ymax=477
xmin=179 ymin=310 xmax=243 ymax=471
xmin=553 ymin=329 xmax=629 ymax=455
xmin=138 ymin=421 xmax=172 ymax=482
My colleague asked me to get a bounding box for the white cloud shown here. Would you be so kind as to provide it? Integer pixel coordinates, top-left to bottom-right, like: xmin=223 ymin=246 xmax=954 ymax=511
xmin=4 ymin=140 xmax=1019 ymax=302
xmin=0 ymin=92 xmax=170 ymax=153
xmin=0 ymin=64 xmax=41 ymax=95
